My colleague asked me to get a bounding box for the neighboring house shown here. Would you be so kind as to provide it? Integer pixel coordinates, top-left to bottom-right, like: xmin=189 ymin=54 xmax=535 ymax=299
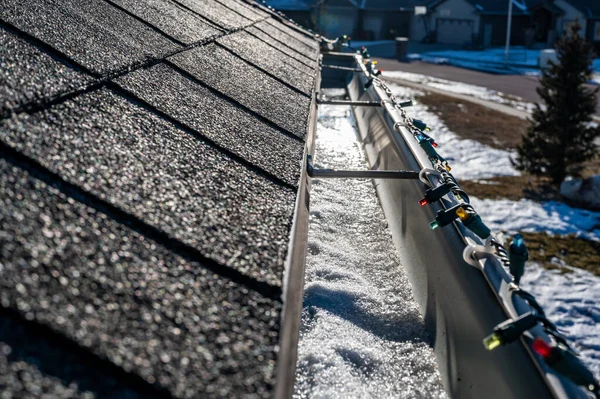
xmin=412 ymin=0 xmax=600 ymax=49
xmin=410 ymin=0 xmax=482 ymax=45
xmin=269 ymin=0 xmax=600 ymax=51
xmin=412 ymin=0 xmax=556 ymax=47
xmin=354 ymin=0 xmax=414 ymax=40
xmin=556 ymin=0 xmax=600 ymax=52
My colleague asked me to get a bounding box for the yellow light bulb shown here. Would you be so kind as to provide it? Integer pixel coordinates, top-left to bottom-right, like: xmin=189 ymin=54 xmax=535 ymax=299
xmin=455 ymin=207 xmax=468 ymax=221
xmin=483 ymin=333 xmax=502 ymax=351
xmin=445 ymin=164 xmax=452 ymax=171
xmin=372 ymin=60 xmax=378 ymax=65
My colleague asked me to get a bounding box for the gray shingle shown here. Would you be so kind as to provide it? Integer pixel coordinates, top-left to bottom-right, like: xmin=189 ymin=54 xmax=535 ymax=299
xmin=231 ymin=0 xmax=271 ymax=18
xmin=0 ymin=158 xmax=281 ymax=398
xmin=0 ymin=88 xmax=296 ymax=286
xmin=0 ymin=0 xmax=179 ymax=75
xmin=0 ymin=2 xmax=319 ymax=397
xmin=174 ymin=0 xmax=253 ymax=30
xmin=0 ymin=27 xmax=93 ymax=113
xmin=170 ymin=43 xmax=310 ymax=138
xmin=264 ymin=18 xmax=317 ymax=49
xmin=115 ymin=63 xmax=304 ymax=185
xmin=109 ymin=0 xmax=222 ymax=44
xmin=246 ymin=25 xmax=316 ymax=69
xmin=217 ymin=31 xmax=315 ymax=94
xmin=254 ymin=20 xmax=319 ymax=58
xmin=215 ymin=0 xmax=268 ymax=21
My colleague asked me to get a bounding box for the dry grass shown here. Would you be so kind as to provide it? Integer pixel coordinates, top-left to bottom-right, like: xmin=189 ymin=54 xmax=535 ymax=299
xmin=521 ymin=232 xmax=600 ymax=276
xmin=417 ymin=92 xmax=527 ymax=150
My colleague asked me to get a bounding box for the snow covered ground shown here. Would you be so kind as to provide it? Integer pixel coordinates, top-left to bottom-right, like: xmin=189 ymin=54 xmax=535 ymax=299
xmin=521 ymin=263 xmax=600 ymax=379
xmin=414 ymin=47 xmax=541 ymax=69
xmin=294 ymin=90 xmax=447 ymax=398
xmin=593 ymin=59 xmax=600 ymax=85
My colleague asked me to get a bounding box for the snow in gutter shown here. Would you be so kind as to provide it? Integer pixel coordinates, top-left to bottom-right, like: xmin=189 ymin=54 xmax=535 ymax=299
xmin=294 ymin=89 xmax=447 ymax=398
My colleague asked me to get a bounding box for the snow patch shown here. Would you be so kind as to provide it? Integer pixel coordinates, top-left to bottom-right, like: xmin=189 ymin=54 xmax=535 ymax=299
xmin=521 ymin=263 xmax=600 ymax=379
xmin=470 ymin=197 xmax=600 ymax=241
xmin=385 ymin=83 xmax=521 ymax=180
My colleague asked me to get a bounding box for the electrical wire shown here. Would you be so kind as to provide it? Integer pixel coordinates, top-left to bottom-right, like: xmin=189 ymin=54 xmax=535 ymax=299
xmin=311 ymin=40 xmax=599 ymax=394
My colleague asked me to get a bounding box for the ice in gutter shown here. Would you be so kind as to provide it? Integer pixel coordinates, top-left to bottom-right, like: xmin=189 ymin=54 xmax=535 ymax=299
xmin=293 ymin=89 xmax=447 ymax=398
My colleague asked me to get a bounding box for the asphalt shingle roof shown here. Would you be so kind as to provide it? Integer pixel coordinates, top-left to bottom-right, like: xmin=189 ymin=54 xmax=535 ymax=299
xmin=169 ymin=43 xmax=311 ymax=136
xmin=254 ymin=20 xmax=319 ymax=59
xmin=246 ymin=25 xmax=316 ymax=68
xmin=0 ymin=0 xmax=317 ymax=397
xmin=114 ymin=64 xmax=304 ymax=185
xmin=464 ymin=0 xmax=544 ymax=15
xmin=563 ymin=0 xmax=600 ymax=18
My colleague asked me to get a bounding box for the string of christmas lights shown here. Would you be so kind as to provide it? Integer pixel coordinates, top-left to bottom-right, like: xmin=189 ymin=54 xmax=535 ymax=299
xmin=356 ymin=45 xmax=599 ymax=396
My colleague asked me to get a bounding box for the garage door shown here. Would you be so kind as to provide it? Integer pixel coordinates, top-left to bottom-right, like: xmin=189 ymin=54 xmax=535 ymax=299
xmin=436 ymin=18 xmax=474 ymax=45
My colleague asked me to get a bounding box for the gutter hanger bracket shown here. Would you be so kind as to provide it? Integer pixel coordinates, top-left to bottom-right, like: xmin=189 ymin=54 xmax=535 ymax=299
xmin=306 ymin=155 xmax=419 ymax=179
xmin=320 ymin=64 xmax=362 ymax=72
xmin=317 ymin=98 xmax=383 ymax=107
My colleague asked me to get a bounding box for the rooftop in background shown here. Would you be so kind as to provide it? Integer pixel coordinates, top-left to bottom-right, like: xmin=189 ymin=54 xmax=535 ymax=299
xmin=264 ymin=0 xmax=436 ymax=11
xmin=563 ymin=0 xmax=600 ymax=17
xmin=464 ymin=0 xmax=543 ymax=15
xmin=0 ymin=0 xmax=318 ymax=397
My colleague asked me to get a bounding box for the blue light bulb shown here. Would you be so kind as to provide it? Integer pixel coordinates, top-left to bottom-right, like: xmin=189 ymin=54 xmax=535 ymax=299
xmin=513 ymin=233 xmax=524 ymax=248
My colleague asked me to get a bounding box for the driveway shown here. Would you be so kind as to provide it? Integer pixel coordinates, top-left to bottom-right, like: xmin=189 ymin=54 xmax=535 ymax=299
xmin=376 ymin=59 xmax=600 ymax=117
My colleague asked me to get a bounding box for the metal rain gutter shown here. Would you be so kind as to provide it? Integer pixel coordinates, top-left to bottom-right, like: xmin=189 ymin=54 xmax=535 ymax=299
xmin=273 ymin=58 xmax=321 ymax=399
xmin=317 ymin=51 xmax=590 ymax=399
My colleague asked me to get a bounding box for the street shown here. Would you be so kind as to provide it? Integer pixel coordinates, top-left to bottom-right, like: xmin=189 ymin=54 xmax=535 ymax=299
xmin=376 ymin=59 xmax=600 ymax=117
